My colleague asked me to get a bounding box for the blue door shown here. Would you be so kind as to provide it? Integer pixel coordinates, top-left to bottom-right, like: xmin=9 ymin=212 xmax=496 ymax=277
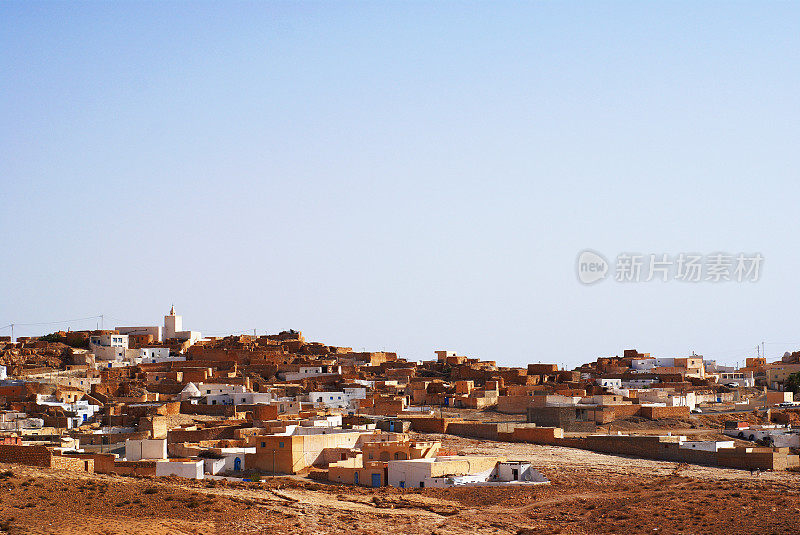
xmin=234 ymin=457 xmax=241 ymax=471
xmin=388 ymin=421 xmax=394 ymax=432
xmin=371 ymin=473 xmax=381 ymax=487
xmin=354 ymin=472 xmax=359 ymax=485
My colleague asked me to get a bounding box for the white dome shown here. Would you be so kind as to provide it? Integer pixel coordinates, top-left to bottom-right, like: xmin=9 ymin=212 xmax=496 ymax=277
xmin=180 ymin=382 xmax=201 ymax=397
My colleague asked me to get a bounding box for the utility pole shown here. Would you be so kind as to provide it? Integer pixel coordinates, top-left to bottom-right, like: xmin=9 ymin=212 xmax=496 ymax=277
xmin=10 ymin=323 xmax=13 ymax=344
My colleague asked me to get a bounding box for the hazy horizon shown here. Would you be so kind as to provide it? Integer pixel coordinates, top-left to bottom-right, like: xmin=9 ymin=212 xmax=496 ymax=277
xmin=2 ymin=2 xmax=799 ymax=368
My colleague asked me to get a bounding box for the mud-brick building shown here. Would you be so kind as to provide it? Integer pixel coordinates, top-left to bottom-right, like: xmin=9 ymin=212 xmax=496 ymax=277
xmin=0 ymin=444 xmax=94 ymax=473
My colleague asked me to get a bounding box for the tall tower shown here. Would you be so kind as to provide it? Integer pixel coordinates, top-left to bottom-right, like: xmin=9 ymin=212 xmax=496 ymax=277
xmin=164 ymin=305 xmax=182 ymax=340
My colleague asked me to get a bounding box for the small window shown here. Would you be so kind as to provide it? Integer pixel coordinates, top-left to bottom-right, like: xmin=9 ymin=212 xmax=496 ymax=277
xmin=261 ymin=442 xmax=266 ymax=448
xmin=279 ymin=441 xmax=284 ymax=448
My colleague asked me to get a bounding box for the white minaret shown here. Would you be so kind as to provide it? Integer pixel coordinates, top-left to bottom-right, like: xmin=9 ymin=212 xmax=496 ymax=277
xmin=164 ymin=304 xmax=182 ymax=340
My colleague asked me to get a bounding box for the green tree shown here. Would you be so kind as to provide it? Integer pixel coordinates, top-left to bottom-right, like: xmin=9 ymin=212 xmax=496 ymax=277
xmin=785 ymin=372 xmax=800 ymax=395
xmin=38 ymin=332 xmax=66 ymax=343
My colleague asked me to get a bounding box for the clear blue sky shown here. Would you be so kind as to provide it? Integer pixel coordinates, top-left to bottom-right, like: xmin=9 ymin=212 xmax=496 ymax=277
xmin=2 ymin=2 xmax=799 ymax=367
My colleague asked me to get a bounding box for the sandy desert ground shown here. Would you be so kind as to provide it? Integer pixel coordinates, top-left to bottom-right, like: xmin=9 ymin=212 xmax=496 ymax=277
xmin=1 ymin=435 xmax=799 ymax=535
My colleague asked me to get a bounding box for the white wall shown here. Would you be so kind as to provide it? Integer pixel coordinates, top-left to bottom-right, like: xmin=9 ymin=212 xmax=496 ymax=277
xmin=724 ymin=427 xmax=800 ymax=447
xmin=164 ymin=312 xmax=182 ymax=340
xmin=156 ymin=460 xmax=204 ymax=479
xmin=679 ymin=440 xmax=735 ymax=452
xmin=198 ymin=383 xmax=247 ymax=396
xmin=631 ymin=358 xmax=675 ymax=371
xmin=89 ymin=334 xmax=128 ymax=349
xmin=300 ymin=414 xmax=343 ymax=428
xmin=219 ymin=450 xmax=251 ymax=472
xmin=203 ymin=457 xmax=226 ymax=475
xmin=125 ymin=438 xmax=167 ymax=461
xmin=622 ymin=378 xmax=658 ymax=389
xmin=597 ymin=378 xmax=622 ymax=389
xmin=718 ymin=372 xmax=755 ymax=387
xmin=140 ymin=347 xmax=172 ymax=360
xmin=387 ymin=459 xmax=434 ymax=488
xmin=205 ymin=391 xmax=272 ymax=406
xmin=495 ymin=462 xmax=546 ymax=482
xmin=308 ymin=390 xmax=364 ymax=409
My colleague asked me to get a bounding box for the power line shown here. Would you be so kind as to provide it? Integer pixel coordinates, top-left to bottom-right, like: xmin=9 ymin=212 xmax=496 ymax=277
xmin=203 ymin=328 xmax=258 ymax=336
xmin=103 ymin=315 xmax=142 ymax=325
xmin=1 ymin=313 xmax=157 ymax=329
xmin=3 ymin=315 xmax=102 ymax=327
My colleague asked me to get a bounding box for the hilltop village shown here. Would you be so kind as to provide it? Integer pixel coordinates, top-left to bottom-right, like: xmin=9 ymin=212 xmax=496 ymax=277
xmin=1 ymin=306 xmax=800 ymax=490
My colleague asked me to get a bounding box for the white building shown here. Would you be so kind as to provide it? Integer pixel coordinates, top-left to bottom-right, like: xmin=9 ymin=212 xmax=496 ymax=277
xmin=206 ymin=391 xmax=273 ymax=406
xmin=679 ymin=440 xmax=735 ymax=452
xmin=724 ymin=425 xmax=800 ymax=448
xmin=139 ymin=347 xmax=182 ymax=363
xmin=622 ymin=377 xmax=659 ymax=389
xmin=156 ymin=460 xmax=204 ymax=479
xmin=308 ymin=389 xmax=366 ymax=409
xmin=89 ymin=333 xmax=128 ymax=349
xmin=637 ymin=389 xmax=697 ymax=410
xmin=387 ymin=457 xmax=548 ymax=489
xmin=597 ymin=378 xmax=622 ymax=390
xmin=125 ymin=438 xmax=167 ymax=461
xmin=193 ymin=382 xmax=273 ymax=406
xmin=0 ymin=365 xmax=6 ymax=380
xmin=0 ymin=412 xmax=45 ymax=431
xmin=202 ymin=456 xmax=226 ymax=475
xmin=37 ymin=398 xmax=100 ymax=428
xmin=631 ymin=357 xmax=675 ymax=371
xmin=164 ymin=305 xmax=201 ymax=345
xmin=198 ymin=383 xmax=246 ymax=397
xmin=278 ymin=365 xmax=343 ymax=381
xmin=89 ymin=333 xmax=139 ymax=362
xmin=299 ymin=414 xmax=343 ymax=428
xmin=704 ymin=360 xmax=735 ymax=374
xmin=180 ymin=382 xmax=202 ymax=400
xmin=214 ymin=447 xmax=253 ymax=472
xmin=718 ymin=371 xmax=755 ymax=388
